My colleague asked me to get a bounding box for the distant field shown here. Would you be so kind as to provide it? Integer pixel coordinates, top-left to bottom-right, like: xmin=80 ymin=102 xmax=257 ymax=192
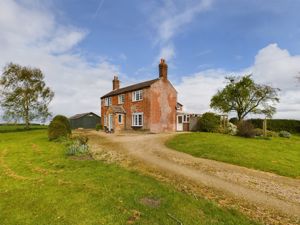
xmin=0 ymin=128 xmax=259 ymax=225
xmin=0 ymin=124 xmax=47 ymax=133
xmin=166 ymin=132 xmax=300 ymax=178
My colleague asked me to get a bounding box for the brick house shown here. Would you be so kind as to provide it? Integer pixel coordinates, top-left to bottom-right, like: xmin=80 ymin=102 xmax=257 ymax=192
xmin=101 ymin=59 xmax=182 ymax=133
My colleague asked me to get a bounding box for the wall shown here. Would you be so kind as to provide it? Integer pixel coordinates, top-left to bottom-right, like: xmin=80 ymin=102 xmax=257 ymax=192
xmin=101 ymin=87 xmax=151 ymax=131
xmin=149 ymin=79 xmax=177 ymax=133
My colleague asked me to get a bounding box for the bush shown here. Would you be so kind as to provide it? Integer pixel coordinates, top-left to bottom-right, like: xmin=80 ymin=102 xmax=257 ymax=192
xmin=48 ymin=120 xmax=70 ymax=141
xmin=279 ymin=131 xmax=291 ymax=138
xmin=72 ymin=135 xmax=89 ymax=145
xmin=66 ymin=135 xmax=89 ymax=156
xmin=237 ymin=121 xmax=255 ymax=138
xmin=198 ymin=112 xmax=220 ymax=132
xmin=253 ymin=128 xmax=278 ymax=137
xmin=253 ymin=128 xmax=264 ymax=136
xmin=52 ymin=115 xmax=71 ymax=134
xmin=95 ymin=124 xmax=102 ymax=131
xmin=266 ymin=130 xmax=278 ymax=137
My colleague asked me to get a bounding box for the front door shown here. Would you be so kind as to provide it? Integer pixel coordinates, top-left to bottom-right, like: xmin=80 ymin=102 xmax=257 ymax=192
xmin=108 ymin=114 xmax=114 ymax=131
xmin=177 ymin=115 xmax=183 ymax=131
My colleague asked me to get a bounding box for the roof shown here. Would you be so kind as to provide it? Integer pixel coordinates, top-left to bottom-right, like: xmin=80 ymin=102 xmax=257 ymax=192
xmin=109 ymin=105 xmax=126 ymax=114
xmin=101 ymin=78 xmax=159 ymax=98
xmin=69 ymin=112 xmax=100 ymax=120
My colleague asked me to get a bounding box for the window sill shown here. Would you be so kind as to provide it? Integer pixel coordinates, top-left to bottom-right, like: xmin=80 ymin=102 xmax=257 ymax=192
xmin=132 ymin=99 xmax=143 ymax=102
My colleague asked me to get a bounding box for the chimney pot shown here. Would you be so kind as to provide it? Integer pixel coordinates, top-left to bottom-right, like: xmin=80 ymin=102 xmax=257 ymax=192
xmin=159 ymin=58 xmax=168 ymax=80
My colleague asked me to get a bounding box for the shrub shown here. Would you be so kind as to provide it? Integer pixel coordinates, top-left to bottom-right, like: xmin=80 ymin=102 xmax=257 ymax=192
xmin=48 ymin=120 xmax=70 ymax=141
xmin=237 ymin=121 xmax=255 ymax=138
xmin=198 ymin=112 xmax=220 ymax=132
xmin=66 ymin=135 xmax=89 ymax=156
xmin=253 ymin=128 xmax=264 ymax=136
xmin=266 ymin=130 xmax=278 ymax=137
xmin=279 ymin=131 xmax=291 ymax=138
xmin=52 ymin=115 xmax=71 ymax=134
xmin=72 ymin=135 xmax=89 ymax=145
xmin=95 ymin=124 xmax=102 ymax=131
xmin=253 ymin=128 xmax=277 ymax=137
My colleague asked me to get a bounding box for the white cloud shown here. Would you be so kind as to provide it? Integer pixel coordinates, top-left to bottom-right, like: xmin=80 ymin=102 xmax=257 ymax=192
xmin=156 ymin=44 xmax=175 ymax=61
xmin=146 ymin=0 xmax=214 ymax=62
xmin=176 ymin=44 xmax=300 ymax=119
xmin=0 ymin=0 xmax=117 ymax=120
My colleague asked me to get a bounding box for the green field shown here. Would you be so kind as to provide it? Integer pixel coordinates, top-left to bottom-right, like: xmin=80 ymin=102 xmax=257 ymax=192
xmin=166 ymin=132 xmax=300 ymax=178
xmin=0 ymin=128 xmax=259 ymax=225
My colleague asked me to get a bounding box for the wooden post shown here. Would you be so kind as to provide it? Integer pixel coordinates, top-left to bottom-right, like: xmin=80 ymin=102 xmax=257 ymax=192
xmin=263 ymin=118 xmax=267 ymax=137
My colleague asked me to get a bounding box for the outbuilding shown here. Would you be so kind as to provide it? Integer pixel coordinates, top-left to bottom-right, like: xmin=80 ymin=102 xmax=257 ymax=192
xmin=69 ymin=112 xmax=101 ymax=129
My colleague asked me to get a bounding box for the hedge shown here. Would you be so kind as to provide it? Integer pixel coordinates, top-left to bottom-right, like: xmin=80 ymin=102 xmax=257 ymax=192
xmin=247 ymin=119 xmax=300 ymax=133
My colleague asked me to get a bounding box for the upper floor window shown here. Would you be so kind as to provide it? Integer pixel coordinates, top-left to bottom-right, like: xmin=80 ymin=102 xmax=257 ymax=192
xmin=104 ymin=97 xmax=112 ymax=106
xmin=118 ymin=94 xmax=125 ymax=104
xmin=132 ymin=90 xmax=143 ymax=102
xmin=132 ymin=113 xmax=143 ymax=127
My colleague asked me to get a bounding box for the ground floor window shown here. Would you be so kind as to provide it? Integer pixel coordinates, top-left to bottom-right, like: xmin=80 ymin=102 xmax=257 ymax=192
xmin=132 ymin=113 xmax=143 ymax=127
xmin=104 ymin=115 xmax=107 ymax=126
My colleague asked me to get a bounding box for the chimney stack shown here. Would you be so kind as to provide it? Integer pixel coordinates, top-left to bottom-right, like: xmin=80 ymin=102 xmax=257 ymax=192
xmin=159 ymin=58 xmax=168 ymax=80
xmin=112 ymin=76 xmax=120 ymax=90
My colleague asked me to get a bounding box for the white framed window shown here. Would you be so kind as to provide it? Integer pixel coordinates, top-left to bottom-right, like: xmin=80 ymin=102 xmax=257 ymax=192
xmin=183 ymin=115 xmax=190 ymax=123
xmin=118 ymin=114 xmax=123 ymax=124
xmin=104 ymin=115 xmax=107 ymax=126
xmin=104 ymin=97 xmax=112 ymax=106
xmin=132 ymin=90 xmax=143 ymax=102
xmin=132 ymin=113 xmax=143 ymax=127
xmin=118 ymin=94 xmax=125 ymax=104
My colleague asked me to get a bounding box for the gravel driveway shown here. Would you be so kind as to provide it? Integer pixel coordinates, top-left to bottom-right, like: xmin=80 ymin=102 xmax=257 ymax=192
xmin=86 ymin=131 xmax=300 ymax=225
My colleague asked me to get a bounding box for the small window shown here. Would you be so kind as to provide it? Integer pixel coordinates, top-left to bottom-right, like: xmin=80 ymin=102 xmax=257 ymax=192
xmin=118 ymin=94 xmax=125 ymax=104
xmin=105 ymin=97 xmax=112 ymax=106
xmin=118 ymin=114 xmax=123 ymax=124
xmin=132 ymin=90 xmax=143 ymax=102
xmin=132 ymin=113 xmax=143 ymax=127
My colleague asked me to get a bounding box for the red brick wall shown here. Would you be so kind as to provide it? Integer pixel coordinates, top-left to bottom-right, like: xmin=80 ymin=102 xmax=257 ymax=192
xmin=149 ymin=79 xmax=177 ymax=132
xmin=101 ymin=87 xmax=152 ymax=130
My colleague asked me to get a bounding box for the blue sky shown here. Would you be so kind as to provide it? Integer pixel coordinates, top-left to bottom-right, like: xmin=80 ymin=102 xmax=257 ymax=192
xmin=52 ymin=0 xmax=300 ymax=74
xmin=1 ymin=0 xmax=300 ymax=119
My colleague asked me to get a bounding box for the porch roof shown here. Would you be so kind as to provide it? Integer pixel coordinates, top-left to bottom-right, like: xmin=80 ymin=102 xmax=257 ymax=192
xmin=109 ymin=105 xmax=126 ymax=114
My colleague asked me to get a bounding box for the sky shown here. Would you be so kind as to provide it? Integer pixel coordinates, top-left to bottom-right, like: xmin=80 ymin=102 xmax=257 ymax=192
xmin=0 ymin=0 xmax=300 ymax=120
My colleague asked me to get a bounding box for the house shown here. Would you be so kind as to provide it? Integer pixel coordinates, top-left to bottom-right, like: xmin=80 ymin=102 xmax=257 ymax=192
xmin=69 ymin=112 xmax=101 ymax=129
xmin=100 ymin=59 xmax=197 ymax=133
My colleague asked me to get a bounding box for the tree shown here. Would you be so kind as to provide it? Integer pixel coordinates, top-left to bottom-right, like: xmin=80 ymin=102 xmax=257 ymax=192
xmin=0 ymin=63 xmax=54 ymax=129
xmin=210 ymin=75 xmax=279 ymax=121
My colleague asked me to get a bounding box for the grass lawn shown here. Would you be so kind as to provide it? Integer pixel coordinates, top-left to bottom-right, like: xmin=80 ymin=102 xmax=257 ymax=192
xmin=0 ymin=128 xmax=260 ymax=225
xmin=166 ymin=132 xmax=300 ymax=178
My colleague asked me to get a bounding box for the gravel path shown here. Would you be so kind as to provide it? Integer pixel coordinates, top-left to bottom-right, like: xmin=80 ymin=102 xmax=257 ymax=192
xmin=87 ymin=131 xmax=300 ymax=224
